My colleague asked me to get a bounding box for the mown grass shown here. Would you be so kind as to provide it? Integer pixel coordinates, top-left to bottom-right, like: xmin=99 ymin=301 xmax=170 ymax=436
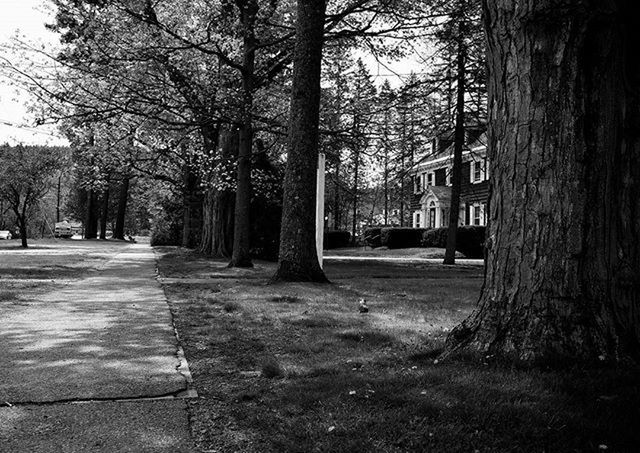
xmin=158 ymin=248 xmax=640 ymax=453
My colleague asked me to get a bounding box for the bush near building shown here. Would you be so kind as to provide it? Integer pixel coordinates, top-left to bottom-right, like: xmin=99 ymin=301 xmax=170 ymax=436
xmin=363 ymin=227 xmax=382 ymax=248
xmin=422 ymin=225 xmax=486 ymax=258
xmin=323 ymin=230 xmax=351 ymax=249
xmin=381 ymin=227 xmax=427 ymax=249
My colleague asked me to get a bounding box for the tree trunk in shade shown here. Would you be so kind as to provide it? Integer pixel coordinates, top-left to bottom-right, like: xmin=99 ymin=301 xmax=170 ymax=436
xmin=99 ymin=186 xmax=109 ymax=240
xmin=229 ymin=0 xmax=258 ymax=268
xmin=443 ymin=24 xmax=467 ymax=265
xmin=200 ymin=128 xmax=238 ymax=257
xmin=85 ymin=189 xmax=98 ymax=239
xmin=272 ymin=0 xmax=328 ymax=282
xmin=444 ymin=0 xmax=640 ymax=364
xmin=114 ymin=177 xmax=129 ymax=240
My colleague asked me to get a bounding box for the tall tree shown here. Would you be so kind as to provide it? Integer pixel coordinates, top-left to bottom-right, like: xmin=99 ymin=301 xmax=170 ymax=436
xmin=229 ymin=0 xmax=258 ymax=268
xmin=0 ymin=145 xmax=67 ymax=247
xmin=445 ymin=0 xmax=640 ymax=363
xmin=344 ymin=59 xmax=376 ymax=243
xmin=376 ymin=80 xmax=397 ymax=226
xmin=418 ymin=0 xmax=485 ymax=264
xmin=273 ymin=0 xmax=329 ymax=282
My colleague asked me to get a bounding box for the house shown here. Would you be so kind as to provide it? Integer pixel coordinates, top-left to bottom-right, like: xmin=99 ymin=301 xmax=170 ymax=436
xmin=409 ymin=129 xmax=489 ymax=228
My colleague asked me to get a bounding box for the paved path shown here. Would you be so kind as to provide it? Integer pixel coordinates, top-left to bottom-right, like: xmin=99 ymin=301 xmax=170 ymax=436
xmin=0 ymin=243 xmax=195 ymax=452
xmin=324 ymin=255 xmax=484 ymax=265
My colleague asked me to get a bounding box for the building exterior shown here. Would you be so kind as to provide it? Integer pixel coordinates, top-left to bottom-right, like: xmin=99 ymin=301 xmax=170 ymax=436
xmin=409 ymin=131 xmax=489 ymax=228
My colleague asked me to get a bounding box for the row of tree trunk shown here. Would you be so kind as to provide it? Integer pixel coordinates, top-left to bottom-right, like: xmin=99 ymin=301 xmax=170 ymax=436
xmin=83 ymin=179 xmax=130 ymax=240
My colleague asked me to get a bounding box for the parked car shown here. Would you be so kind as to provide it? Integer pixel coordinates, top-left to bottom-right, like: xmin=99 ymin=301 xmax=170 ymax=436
xmin=0 ymin=230 xmax=12 ymax=240
xmin=54 ymin=221 xmax=73 ymax=238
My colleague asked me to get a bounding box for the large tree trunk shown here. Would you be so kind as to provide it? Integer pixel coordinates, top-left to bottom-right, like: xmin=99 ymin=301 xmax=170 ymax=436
xmin=272 ymin=0 xmax=328 ymax=282
xmin=445 ymin=0 xmax=640 ymax=364
xmin=13 ymin=202 xmax=28 ymax=248
xmin=201 ymin=190 xmax=235 ymax=257
xmin=444 ymin=28 xmax=467 ymax=265
xmin=200 ymin=127 xmax=238 ymax=257
xmin=56 ymin=172 xmax=62 ymax=223
xmin=18 ymin=217 xmax=27 ymax=248
xmin=399 ymin=149 xmax=405 ymax=227
xmin=114 ymin=176 xmax=129 ymax=240
xmin=229 ymin=0 xmax=257 ymax=268
xmin=333 ymin=159 xmax=342 ymax=229
xmin=351 ymin=145 xmax=359 ymax=245
xmin=99 ymin=187 xmax=109 ymax=240
xmin=182 ymin=165 xmax=202 ymax=249
xmin=84 ymin=189 xmax=98 ymax=239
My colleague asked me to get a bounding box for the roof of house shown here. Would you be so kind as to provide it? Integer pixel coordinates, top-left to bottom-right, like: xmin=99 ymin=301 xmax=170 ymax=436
xmin=411 ymin=131 xmax=488 ymax=173
xmin=421 ymin=186 xmax=452 ymax=204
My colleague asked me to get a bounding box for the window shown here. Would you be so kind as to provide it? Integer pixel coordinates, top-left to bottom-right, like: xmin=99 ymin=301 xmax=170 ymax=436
xmin=416 ymin=213 xmax=421 ymax=227
xmin=414 ymin=175 xmax=421 ymax=193
xmin=473 ymin=205 xmax=481 ymax=225
xmin=472 ymin=203 xmax=486 ymax=226
xmin=471 ymin=160 xmax=485 ymax=183
xmin=474 ymin=162 xmax=482 ymax=181
xmin=427 ymin=172 xmax=434 ymax=186
xmin=428 ymin=201 xmax=436 ymax=228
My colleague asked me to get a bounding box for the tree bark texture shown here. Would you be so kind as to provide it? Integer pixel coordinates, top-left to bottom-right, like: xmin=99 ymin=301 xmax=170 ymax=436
xmin=446 ymin=0 xmax=640 ymax=364
xmin=444 ymin=29 xmax=467 ymax=265
xmin=229 ymin=0 xmax=257 ymax=268
xmin=351 ymin=144 xmax=360 ymax=245
xmin=84 ymin=189 xmax=98 ymax=239
xmin=273 ymin=0 xmax=329 ymax=282
xmin=181 ymin=165 xmax=202 ymax=249
xmin=56 ymin=173 xmax=62 ymax=223
xmin=18 ymin=217 xmax=27 ymax=248
xmin=12 ymin=200 xmax=28 ymax=248
xmin=114 ymin=176 xmax=130 ymax=240
xmin=200 ymin=128 xmax=238 ymax=257
xmin=99 ymin=187 xmax=109 ymax=240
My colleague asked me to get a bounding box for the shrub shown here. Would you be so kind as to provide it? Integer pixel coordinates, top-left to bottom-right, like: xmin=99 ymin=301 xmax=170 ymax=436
xmin=421 ymin=225 xmax=486 ymax=258
xmin=456 ymin=225 xmax=486 ymax=258
xmin=150 ymin=222 xmax=181 ymax=246
xmin=381 ymin=227 xmax=427 ymax=249
xmin=363 ymin=227 xmax=382 ymax=248
xmin=422 ymin=228 xmax=448 ymax=248
xmin=323 ymin=230 xmax=351 ymax=249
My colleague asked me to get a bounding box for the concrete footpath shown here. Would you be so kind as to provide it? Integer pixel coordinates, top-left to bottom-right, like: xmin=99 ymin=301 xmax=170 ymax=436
xmin=0 ymin=243 xmax=195 ymax=452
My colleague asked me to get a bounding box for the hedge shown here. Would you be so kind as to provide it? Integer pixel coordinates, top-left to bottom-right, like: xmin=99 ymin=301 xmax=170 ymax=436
xmin=150 ymin=222 xmax=182 ymax=246
xmin=422 ymin=225 xmax=486 ymax=258
xmin=324 ymin=230 xmax=351 ymax=249
xmin=363 ymin=227 xmax=382 ymax=248
xmin=381 ymin=227 xmax=427 ymax=249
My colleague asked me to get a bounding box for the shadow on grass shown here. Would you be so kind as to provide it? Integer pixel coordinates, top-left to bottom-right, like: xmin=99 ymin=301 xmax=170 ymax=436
xmin=158 ymin=248 xmax=640 ymax=453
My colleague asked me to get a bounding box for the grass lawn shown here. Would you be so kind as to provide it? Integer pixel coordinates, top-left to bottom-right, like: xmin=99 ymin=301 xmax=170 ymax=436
xmin=157 ymin=247 xmax=640 ymax=453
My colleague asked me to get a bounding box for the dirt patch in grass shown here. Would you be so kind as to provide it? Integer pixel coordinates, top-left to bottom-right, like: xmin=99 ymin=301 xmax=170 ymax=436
xmin=158 ymin=247 xmax=640 ymax=453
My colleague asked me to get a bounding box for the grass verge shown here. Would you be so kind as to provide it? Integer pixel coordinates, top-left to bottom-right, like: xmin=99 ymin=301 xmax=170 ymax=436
xmin=158 ymin=247 xmax=640 ymax=453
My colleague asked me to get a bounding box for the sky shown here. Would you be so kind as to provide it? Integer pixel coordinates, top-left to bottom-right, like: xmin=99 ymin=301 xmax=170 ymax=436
xmin=0 ymin=0 xmax=67 ymax=145
xmin=0 ymin=1 xmax=420 ymax=147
